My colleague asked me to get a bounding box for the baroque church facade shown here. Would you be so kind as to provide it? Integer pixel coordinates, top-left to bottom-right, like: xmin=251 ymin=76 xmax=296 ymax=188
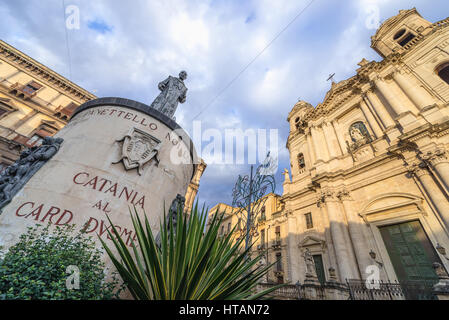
xmin=212 ymin=9 xmax=449 ymax=295
xmin=283 ymin=8 xmax=449 ymax=287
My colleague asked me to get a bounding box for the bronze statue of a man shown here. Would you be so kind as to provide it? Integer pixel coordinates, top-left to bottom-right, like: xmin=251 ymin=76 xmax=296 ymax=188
xmin=150 ymin=71 xmax=188 ymax=119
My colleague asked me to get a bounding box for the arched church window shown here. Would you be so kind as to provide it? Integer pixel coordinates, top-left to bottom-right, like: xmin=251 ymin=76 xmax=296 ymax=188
xmin=298 ymin=153 xmax=305 ymax=169
xmin=436 ymin=62 xmax=449 ymax=85
xmin=349 ymin=122 xmax=370 ymax=143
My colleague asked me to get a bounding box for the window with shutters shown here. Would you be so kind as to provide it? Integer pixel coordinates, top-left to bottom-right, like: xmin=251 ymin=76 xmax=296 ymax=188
xmin=276 ymin=253 xmax=282 ymax=271
xmin=275 ymin=226 xmax=281 ymax=245
xmin=22 ymin=81 xmax=42 ymax=95
xmin=305 ymin=213 xmax=313 ymax=229
xmin=0 ymin=101 xmax=17 ymax=120
xmin=54 ymin=102 xmax=79 ymax=120
xmin=29 ymin=123 xmax=58 ymax=146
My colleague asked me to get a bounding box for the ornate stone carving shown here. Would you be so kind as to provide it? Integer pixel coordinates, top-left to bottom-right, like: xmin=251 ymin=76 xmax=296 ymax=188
xmin=357 ymin=58 xmax=370 ymax=67
xmin=303 ymin=248 xmax=317 ymax=277
xmin=422 ymin=148 xmax=448 ymax=166
xmin=112 ymin=127 xmax=161 ymax=175
xmin=433 ymin=262 xmax=449 ymax=278
xmin=317 ymin=189 xmax=336 ymax=207
xmin=328 ymin=267 xmax=338 ymax=282
xmin=336 ymin=189 xmax=351 ymax=201
xmin=149 ymin=71 xmax=188 ymax=119
xmin=0 ymin=136 xmax=64 ymax=212
xmin=406 ymin=161 xmax=430 ymax=178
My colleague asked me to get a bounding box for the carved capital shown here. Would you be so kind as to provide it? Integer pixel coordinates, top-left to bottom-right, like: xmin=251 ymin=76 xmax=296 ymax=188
xmin=407 ymin=161 xmax=430 ymax=178
xmin=352 ymin=86 xmax=362 ymax=95
xmin=422 ymin=148 xmax=448 ymax=167
xmin=384 ymin=73 xmax=395 ymax=81
xmin=365 ymin=86 xmax=376 ymax=95
xmin=336 ymin=189 xmax=352 ymax=201
xmin=371 ymin=74 xmax=384 ymax=83
xmin=317 ymin=189 xmax=337 ymax=206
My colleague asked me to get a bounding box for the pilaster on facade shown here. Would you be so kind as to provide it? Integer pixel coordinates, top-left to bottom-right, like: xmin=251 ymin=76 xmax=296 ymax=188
xmin=421 ymin=147 xmax=449 ymax=194
xmin=422 ymin=147 xmax=449 ymax=166
xmin=406 ymin=160 xmax=429 ymax=178
xmin=316 ymin=187 xmax=359 ymax=281
xmin=407 ymin=160 xmax=449 ymax=231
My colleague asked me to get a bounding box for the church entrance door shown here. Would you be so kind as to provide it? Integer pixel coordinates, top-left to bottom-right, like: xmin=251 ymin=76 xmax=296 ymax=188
xmin=379 ymin=220 xmax=441 ymax=299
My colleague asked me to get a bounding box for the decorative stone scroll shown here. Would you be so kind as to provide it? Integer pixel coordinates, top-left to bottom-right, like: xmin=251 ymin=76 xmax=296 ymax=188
xmin=0 ymin=136 xmax=63 ymax=212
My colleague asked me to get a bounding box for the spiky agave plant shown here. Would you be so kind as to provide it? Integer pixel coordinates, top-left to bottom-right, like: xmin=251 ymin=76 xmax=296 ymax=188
xmin=100 ymin=203 xmax=284 ymax=300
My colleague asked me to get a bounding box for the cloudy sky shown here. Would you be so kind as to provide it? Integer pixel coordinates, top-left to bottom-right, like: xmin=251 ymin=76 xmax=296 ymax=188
xmin=1 ymin=0 xmax=447 ymax=209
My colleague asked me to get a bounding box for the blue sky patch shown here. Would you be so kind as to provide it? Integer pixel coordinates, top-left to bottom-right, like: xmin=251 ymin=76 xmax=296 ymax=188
xmin=245 ymin=12 xmax=255 ymax=24
xmin=87 ymin=19 xmax=113 ymax=34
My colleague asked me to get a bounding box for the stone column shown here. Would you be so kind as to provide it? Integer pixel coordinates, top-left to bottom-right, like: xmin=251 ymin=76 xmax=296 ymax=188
xmin=408 ymin=162 xmax=449 ymax=230
xmin=392 ymin=68 xmax=435 ymax=110
xmin=317 ymin=198 xmax=338 ymax=271
xmin=359 ymin=99 xmax=383 ymax=139
xmin=320 ymin=190 xmax=357 ymax=281
xmin=422 ymin=148 xmax=449 ymax=192
xmin=286 ymin=212 xmax=299 ymax=282
xmin=373 ymin=76 xmax=408 ymax=116
xmin=337 ymin=189 xmax=371 ymax=279
xmin=365 ymin=89 xmax=395 ymax=129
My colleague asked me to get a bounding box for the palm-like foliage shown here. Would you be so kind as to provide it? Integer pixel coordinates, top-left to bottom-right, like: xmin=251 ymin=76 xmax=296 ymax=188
xmin=100 ymin=204 xmax=284 ymax=300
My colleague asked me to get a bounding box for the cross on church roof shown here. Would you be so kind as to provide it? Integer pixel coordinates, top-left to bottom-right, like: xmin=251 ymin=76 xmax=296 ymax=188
xmin=327 ymin=73 xmax=336 ymax=83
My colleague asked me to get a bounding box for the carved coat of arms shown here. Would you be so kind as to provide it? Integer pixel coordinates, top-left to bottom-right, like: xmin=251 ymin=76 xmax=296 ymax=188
xmin=113 ymin=128 xmax=161 ymax=175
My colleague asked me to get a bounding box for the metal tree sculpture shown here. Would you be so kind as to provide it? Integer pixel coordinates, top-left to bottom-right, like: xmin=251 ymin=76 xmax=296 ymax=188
xmin=232 ymin=152 xmax=276 ymax=251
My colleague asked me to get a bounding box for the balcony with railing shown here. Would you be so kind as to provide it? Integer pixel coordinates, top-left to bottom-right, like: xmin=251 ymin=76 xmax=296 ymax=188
xmin=346 ymin=279 xmax=438 ymax=300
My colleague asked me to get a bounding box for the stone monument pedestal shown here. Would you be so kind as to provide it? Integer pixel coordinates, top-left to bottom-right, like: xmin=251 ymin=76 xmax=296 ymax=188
xmin=0 ymin=97 xmax=198 ymax=276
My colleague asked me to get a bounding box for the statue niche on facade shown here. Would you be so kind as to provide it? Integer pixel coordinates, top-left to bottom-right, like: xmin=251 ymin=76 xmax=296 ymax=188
xmin=149 ymin=71 xmax=188 ymax=120
xmin=0 ymin=136 xmax=63 ymax=212
xmin=347 ymin=121 xmax=372 ymax=152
